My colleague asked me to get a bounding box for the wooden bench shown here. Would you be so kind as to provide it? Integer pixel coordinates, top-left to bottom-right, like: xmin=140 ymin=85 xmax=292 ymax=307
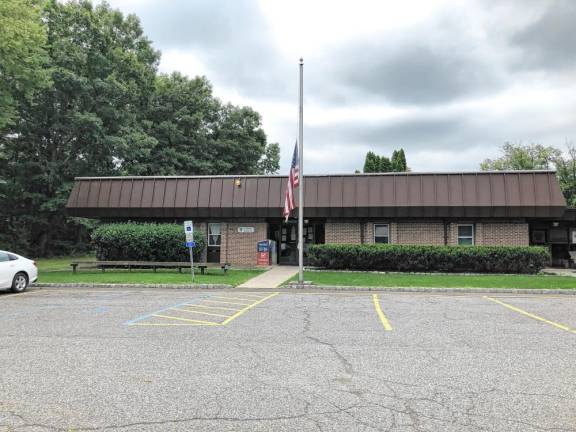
xmin=70 ymin=261 xmax=230 ymax=275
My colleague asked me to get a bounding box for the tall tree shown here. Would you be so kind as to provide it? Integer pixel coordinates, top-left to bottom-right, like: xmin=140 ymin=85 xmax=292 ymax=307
xmin=392 ymin=148 xmax=407 ymax=172
xmin=257 ymin=142 xmax=280 ymax=174
xmin=0 ymin=0 xmax=49 ymax=131
xmin=0 ymin=0 xmax=160 ymax=255
xmin=128 ymin=72 xmax=279 ymax=175
xmin=363 ymin=151 xmax=379 ymax=173
xmin=480 ymin=142 xmax=560 ymax=171
xmin=363 ymin=149 xmax=406 ymax=173
xmin=379 ymin=156 xmax=392 ymax=172
xmin=481 ymin=142 xmax=576 ymax=207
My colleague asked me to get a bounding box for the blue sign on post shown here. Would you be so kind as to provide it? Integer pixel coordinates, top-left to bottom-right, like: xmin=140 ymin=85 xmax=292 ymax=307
xmin=185 ymin=241 xmax=196 ymax=248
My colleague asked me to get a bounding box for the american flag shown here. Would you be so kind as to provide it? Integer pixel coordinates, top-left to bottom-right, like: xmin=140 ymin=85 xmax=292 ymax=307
xmin=283 ymin=141 xmax=299 ymax=221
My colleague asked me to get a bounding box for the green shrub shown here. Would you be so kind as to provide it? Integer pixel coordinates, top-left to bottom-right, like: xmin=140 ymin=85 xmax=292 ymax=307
xmin=92 ymin=223 xmax=206 ymax=262
xmin=307 ymin=244 xmax=550 ymax=274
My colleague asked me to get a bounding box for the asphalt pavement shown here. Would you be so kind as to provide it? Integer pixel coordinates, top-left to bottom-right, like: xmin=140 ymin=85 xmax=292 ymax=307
xmin=0 ymin=287 xmax=575 ymax=431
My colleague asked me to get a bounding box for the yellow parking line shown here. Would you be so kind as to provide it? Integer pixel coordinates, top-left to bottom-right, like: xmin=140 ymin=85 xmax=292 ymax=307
xmin=221 ymin=295 xmax=269 ymax=301
xmin=485 ymin=296 xmax=576 ymax=334
xmin=231 ymin=293 xmax=270 ymax=299
xmin=212 ymin=296 xmax=257 ymax=302
xmin=152 ymin=314 xmax=220 ymax=325
xmin=222 ymin=292 xmax=280 ymax=325
xmin=130 ymin=323 xmax=213 ymax=327
xmin=372 ymin=294 xmax=393 ymax=331
xmin=184 ymin=303 xmax=242 ymax=312
xmin=204 ymin=299 xmax=252 ymax=306
xmin=171 ymin=307 xmax=231 ymax=318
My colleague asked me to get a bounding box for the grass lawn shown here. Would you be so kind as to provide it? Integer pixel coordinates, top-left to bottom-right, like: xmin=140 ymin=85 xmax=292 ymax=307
xmin=38 ymin=269 xmax=263 ymax=287
xmin=35 ymin=255 xmax=95 ymax=272
xmin=34 ymin=256 xmax=263 ymax=286
xmin=292 ymin=271 xmax=576 ymax=289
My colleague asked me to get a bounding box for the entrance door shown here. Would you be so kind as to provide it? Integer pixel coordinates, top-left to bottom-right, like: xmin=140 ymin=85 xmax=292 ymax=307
xmin=207 ymin=223 xmax=221 ymax=263
xmin=269 ymin=221 xmax=325 ymax=265
xmin=279 ymin=224 xmax=298 ymax=265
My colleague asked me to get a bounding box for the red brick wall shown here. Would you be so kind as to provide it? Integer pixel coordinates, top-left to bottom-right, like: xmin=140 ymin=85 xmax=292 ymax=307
xmin=221 ymin=222 xmax=268 ymax=266
xmin=326 ymin=221 xmax=529 ymax=247
xmin=395 ymin=222 xmax=444 ymax=245
xmin=447 ymin=222 xmax=529 ymax=246
xmin=325 ymin=222 xmax=362 ymax=244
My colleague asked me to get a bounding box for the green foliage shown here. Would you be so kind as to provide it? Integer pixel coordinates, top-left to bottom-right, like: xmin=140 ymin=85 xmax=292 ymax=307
xmin=363 ymin=149 xmax=407 ymax=173
xmin=308 ymin=244 xmax=550 ymax=274
xmin=481 ymin=141 xmax=576 ymax=207
xmin=363 ymin=151 xmax=379 ymax=173
xmin=92 ymin=223 xmax=206 ymax=262
xmin=392 ymin=148 xmax=407 ymax=172
xmin=0 ymin=0 xmax=278 ymax=256
xmin=481 ymin=142 xmax=560 ymax=171
xmin=555 ymin=144 xmax=576 ymax=207
xmin=0 ymin=0 xmax=49 ymax=130
xmin=126 ymin=72 xmax=280 ymax=176
xmin=379 ymin=156 xmax=392 ymax=172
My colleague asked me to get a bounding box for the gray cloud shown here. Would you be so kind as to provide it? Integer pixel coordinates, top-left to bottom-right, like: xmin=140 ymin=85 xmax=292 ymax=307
xmin=329 ymin=42 xmax=504 ymax=105
xmin=114 ymin=0 xmax=289 ymax=99
xmin=511 ymin=0 xmax=576 ymax=70
xmin=105 ymin=0 xmax=576 ymax=173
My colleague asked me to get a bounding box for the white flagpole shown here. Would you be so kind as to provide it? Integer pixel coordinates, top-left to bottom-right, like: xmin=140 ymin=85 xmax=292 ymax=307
xmin=298 ymin=58 xmax=304 ymax=284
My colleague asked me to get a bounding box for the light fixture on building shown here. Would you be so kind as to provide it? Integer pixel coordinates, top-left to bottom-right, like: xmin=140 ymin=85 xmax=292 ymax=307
xmin=235 ymin=178 xmax=242 ymax=188
xmin=552 ymin=221 xmax=560 ymax=227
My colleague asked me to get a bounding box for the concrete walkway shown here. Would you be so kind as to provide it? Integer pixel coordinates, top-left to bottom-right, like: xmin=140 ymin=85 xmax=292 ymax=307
xmin=237 ymin=266 xmax=299 ymax=288
xmin=541 ymin=267 xmax=576 ymax=277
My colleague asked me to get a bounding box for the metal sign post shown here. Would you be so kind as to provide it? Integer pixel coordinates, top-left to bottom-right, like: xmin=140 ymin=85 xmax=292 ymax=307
xmin=184 ymin=221 xmax=195 ymax=285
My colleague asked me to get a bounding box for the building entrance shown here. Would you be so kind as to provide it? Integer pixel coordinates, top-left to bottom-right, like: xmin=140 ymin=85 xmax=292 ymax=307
xmin=268 ymin=220 xmax=325 ymax=265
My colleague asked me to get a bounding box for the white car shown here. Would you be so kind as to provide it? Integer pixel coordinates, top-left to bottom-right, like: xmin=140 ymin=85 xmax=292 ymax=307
xmin=0 ymin=251 xmax=38 ymax=293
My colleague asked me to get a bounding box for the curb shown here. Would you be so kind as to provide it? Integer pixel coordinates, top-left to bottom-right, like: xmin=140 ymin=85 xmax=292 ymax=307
xmin=33 ymin=283 xmax=234 ymax=290
xmin=284 ymin=284 xmax=576 ymax=295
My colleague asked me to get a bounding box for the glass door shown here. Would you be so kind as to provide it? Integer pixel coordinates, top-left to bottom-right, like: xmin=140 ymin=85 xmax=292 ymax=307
xmin=207 ymin=223 xmax=221 ymax=263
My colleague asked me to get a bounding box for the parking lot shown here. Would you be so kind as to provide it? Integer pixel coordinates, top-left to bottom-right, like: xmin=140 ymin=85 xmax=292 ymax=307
xmin=1 ymin=287 xmax=575 ymax=432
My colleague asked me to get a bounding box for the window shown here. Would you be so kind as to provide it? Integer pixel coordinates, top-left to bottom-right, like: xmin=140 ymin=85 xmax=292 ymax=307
xmin=374 ymin=224 xmax=389 ymax=244
xmin=8 ymin=253 xmax=19 ymax=261
xmin=0 ymin=252 xmax=9 ymax=262
xmin=457 ymin=224 xmax=474 ymax=245
xmin=208 ymin=223 xmax=221 ymax=247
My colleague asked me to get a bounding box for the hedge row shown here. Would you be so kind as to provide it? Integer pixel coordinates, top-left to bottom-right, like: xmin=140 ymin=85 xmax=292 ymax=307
xmin=92 ymin=223 xmax=206 ymax=262
xmin=307 ymin=244 xmax=550 ymax=274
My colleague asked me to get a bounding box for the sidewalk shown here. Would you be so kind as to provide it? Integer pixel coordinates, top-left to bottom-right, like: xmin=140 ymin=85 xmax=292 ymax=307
xmin=541 ymin=268 xmax=576 ymax=277
xmin=237 ymin=266 xmax=298 ymax=289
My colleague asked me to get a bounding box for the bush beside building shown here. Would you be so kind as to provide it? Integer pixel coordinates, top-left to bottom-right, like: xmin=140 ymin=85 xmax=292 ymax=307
xmin=92 ymin=223 xmax=206 ymax=262
xmin=308 ymin=244 xmax=550 ymax=274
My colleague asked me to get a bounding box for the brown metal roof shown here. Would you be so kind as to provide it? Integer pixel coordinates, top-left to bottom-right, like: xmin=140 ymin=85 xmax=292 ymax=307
xmin=66 ymin=171 xmax=567 ymax=219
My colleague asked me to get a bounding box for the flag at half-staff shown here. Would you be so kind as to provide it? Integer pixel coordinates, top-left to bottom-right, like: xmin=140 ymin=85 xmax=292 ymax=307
xmin=283 ymin=141 xmax=299 ymax=221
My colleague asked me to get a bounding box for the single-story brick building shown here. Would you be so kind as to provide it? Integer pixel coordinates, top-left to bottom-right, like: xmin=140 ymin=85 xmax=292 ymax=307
xmin=66 ymin=170 xmax=576 ymax=266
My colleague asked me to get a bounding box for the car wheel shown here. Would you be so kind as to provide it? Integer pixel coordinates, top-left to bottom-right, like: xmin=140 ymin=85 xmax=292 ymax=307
xmin=11 ymin=272 xmax=28 ymax=293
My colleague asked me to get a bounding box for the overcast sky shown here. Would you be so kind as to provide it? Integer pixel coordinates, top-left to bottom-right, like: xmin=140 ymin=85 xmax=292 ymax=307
xmin=106 ymin=0 xmax=576 ymax=174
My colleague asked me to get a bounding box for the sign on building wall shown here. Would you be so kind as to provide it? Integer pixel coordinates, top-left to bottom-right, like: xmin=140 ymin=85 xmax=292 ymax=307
xmin=238 ymin=226 xmax=255 ymax=233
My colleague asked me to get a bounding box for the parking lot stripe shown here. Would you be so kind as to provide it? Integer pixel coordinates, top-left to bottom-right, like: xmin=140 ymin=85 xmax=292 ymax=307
xmin=183 ymin=304 xmax=242 ymax=311
xmin=372 ymin=294 xmax=393 ymax=331
xmin=171 ymin=307 xmax=232 ymax=318
xmin=221 ymin=292 xmax=279 ymax=326
xmin=204 ymin=299 xmax=252 ymax=306
xmin=485 ymin=296 xmax=576 ymax=334
xmin=152 ymin=314 xmax=220 ymax=325
xmin=233 ymin=293 xmax=270 ymax=299
xmin=130 ymin=322 xmax=214 ymax=327
xmin=125 ymin=300 xmax=201 ymax=325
